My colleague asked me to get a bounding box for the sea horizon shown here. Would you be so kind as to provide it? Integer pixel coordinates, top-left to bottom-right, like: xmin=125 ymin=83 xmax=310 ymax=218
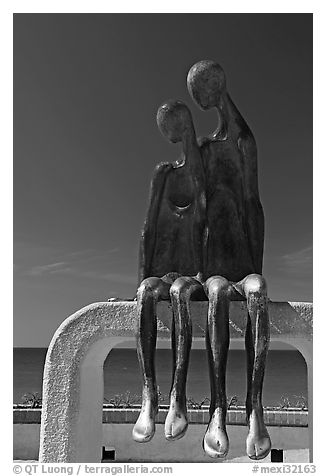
xmin=13 ymin=347 xmax=308 ymax=407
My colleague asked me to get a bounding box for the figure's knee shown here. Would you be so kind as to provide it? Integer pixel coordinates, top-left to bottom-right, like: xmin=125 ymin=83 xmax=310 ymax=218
xmin=205 ymin=276 xmax=230 ymax=300
xmin=170 ymin=277 xmax=192 ymax=301
xmin=242 ymin=274 xmax=267 ymax=297
xmin=137 ymin=277 xmax=163 ymax=301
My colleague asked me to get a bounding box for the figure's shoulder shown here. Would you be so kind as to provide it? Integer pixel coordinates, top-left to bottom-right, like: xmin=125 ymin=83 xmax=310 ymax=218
xmin=153 ymin=161 xmax=173 ymax=177
xmin=237 ymin=132 xmax=257 ymax=158
xmin=149 ymin=161 xmax=173 ymax=192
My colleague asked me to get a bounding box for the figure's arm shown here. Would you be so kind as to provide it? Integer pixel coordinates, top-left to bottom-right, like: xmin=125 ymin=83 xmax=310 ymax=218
xmin=226 ymin=94 xmax=265 ymax=273
xmin=138 ymin=162 xmax=172 ymax=285
xmin=237 ymin=134 xmax=265 ymax=274
xmin=184 ymin=138 xmax=206 ymax=211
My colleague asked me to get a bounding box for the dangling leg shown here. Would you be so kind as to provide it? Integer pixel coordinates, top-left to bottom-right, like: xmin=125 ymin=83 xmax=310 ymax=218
xmin=203 ymin=276 xmax=230 ymax=458
xmin=164 ymin=276 xmax=204 ymax=440
xmin=240 ymin=273 xmax=271 ymax=460
xmin=132 ymin=277 xmax=171 ymax=443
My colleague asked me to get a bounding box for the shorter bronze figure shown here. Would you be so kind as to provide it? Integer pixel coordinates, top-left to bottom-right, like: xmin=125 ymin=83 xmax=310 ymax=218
xmin=133 ymin=100 xmax=206 ymax=443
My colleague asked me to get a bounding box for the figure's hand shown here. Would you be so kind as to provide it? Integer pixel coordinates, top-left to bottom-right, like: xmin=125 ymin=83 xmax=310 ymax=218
xmin=194 ymin=272 xmax=204 ymax=284
xmin=197 ymin=136 xmax=210 ymax=148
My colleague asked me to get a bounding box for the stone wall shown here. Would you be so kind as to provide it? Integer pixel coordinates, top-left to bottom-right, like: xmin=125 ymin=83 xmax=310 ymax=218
xmin=14 ymin=408 xmax=309 ymax=462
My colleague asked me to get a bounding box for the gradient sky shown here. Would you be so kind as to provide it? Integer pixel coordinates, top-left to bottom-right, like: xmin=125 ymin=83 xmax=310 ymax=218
xmin=14 ymin=13 xmax=312 ymax=347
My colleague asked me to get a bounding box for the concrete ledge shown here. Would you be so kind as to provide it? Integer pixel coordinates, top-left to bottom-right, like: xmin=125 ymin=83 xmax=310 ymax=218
xmin=39 ymin=300 xmax=312 ymax=463
xmin=40 ymin=300 xmax=312 ymax=339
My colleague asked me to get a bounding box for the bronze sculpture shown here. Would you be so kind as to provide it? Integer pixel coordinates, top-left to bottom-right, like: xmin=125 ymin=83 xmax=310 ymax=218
xmin=133 ymin=60 xmax=271 ymax=461
xmin=133 ymin=99 xmax=207 ymax=443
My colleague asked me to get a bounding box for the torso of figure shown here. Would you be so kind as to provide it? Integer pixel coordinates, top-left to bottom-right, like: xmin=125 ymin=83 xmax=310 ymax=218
xmin=149 ymin=155 xmax=206 ymax=278
xmin=201 ymin=97 xmax=264 ymax=282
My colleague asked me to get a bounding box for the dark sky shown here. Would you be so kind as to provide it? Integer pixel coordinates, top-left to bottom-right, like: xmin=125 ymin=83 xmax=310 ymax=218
xmin=14 ymin=13 xmax=312 ymax=347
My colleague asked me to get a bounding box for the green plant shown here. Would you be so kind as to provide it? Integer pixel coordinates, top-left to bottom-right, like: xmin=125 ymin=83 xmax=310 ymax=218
xmin=105 ymin=391 xmax=141 ymax=408
xmin=187 ymin=396 xmax=210 ymax=409
xmin=227 ymin=395 xmax=239 ymax=409
xmin=293 ymin=395 xmax=308 ymax=410
xmin=21 ymin=392 xmax=42 ymax=408
xmin=279 ymin=395 xmax=291 ymax=408
xmin=157 ymin=387 xmax=169 ymax=404
xmin=101 ymin=391 xmax=308 ymax=411
xmin=278 ymin=394 xmax=308 ymax=410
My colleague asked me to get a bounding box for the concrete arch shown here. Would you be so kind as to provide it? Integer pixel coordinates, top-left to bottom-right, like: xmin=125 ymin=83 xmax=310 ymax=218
xmin=39 ymin=300 xmax=312 ymax=463
xmin=39 ymin=302 xmax=138 ymax=463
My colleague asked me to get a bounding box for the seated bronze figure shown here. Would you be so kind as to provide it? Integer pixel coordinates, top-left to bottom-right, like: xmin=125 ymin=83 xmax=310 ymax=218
xmin=133 ymin=99 xmax=207 ymax=444
xmin=133 ymin=60 xmax=271 ymax=461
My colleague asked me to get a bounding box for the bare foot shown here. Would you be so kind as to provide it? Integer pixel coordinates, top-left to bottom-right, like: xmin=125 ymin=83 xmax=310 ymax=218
xmin=246 ymin=408 xmax=271 ymax=460
xmin=132 ymin=401 xmax=157 ymax=443
xmin=203 ymin=408 xmax=229 ymax=458
xmin=164 ymin=399 xmax=188 ymax=441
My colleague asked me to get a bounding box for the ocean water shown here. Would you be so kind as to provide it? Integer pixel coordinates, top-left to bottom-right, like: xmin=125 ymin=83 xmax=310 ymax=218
xmin=13 ymin=348 xmax=307 ymax=407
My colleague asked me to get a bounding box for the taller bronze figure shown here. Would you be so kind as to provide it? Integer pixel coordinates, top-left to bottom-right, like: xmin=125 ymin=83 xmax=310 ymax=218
xmin=187 ymin=60 xmax=270 ymax=460
xmin=133 ymin=60 xmax=271 ymax=461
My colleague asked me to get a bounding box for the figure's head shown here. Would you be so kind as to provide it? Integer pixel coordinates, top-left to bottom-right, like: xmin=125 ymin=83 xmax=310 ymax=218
xmin=187 ymin=60 xmax=226 ymax=110
xmin=156 ymin=100 xmax=193 ymax=143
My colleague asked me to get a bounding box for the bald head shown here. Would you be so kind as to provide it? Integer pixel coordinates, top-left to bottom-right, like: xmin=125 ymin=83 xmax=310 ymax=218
xmin=157 ymin=100 xmax=194 ymax=143
xmin=187 ymin=60 xmax=226 ymax=110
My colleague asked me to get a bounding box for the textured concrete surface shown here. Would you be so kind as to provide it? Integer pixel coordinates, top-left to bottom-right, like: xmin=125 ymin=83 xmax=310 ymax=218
xmin=39 ymin=300 xmax=312 ymax=463
xmin=226 ymin=448 xmax=309 ymax=463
